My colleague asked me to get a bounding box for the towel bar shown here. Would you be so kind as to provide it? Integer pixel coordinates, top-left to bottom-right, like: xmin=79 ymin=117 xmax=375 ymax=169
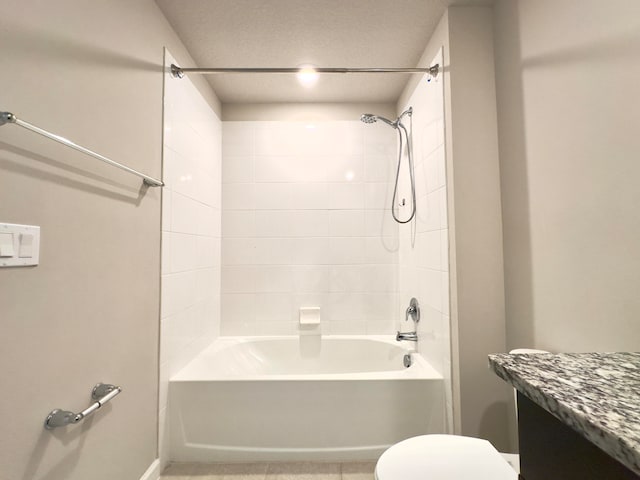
xmin=0 ymin=111 xmax=163 ymax=187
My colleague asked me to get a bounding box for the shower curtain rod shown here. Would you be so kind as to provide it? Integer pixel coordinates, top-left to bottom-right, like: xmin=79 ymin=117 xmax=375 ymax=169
xmin=170 ymin=64 xmax=439 ymax=79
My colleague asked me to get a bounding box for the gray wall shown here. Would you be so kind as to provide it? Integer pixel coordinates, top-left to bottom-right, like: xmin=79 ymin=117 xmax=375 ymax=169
xmin=446 ymin=6 xmax=511 ymax=452
xmin=494 ymin=0 xmax=640 ymax=354
xmin=0 ymin=1 xmax=218 ymax=479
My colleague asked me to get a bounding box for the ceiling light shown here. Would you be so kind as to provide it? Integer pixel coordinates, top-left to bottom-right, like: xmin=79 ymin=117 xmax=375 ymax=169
xmin=297 ymin=65 xmax=319 ymax=88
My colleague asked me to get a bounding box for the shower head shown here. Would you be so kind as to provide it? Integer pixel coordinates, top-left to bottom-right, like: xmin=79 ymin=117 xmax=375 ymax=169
xmin=360 ymin=113 xmax=378 ymax=124
xmin=360 ymin=113 xmax=396 ymax=127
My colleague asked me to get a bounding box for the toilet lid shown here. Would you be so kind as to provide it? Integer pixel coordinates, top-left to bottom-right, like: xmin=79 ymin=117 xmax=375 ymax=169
xmin=375 ymin=435 xmax=517 ymax=480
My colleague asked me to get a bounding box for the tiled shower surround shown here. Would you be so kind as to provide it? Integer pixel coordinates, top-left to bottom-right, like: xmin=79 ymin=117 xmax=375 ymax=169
xmin=161 ymin=65 xmax=222 ymax=376
xmin=160 ymin=52 xmax=222 ymax=468
xmin=397 ymin=51 xmax=452 ymax=429
xmin=221 ymin=120 xmax=400 ymax=335
xmin=161 ymin=54 xmax=451 ymax=470
xmin=220 ymin=74 xmax=448 ymax=360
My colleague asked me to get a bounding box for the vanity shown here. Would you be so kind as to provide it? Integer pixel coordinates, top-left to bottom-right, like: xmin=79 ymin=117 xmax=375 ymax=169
xmin=489 ymin=352 xmax=640 ymax=480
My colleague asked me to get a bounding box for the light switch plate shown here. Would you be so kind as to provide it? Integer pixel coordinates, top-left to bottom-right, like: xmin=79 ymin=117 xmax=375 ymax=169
xmin=0 ymin=223 xmax=40 ymax=267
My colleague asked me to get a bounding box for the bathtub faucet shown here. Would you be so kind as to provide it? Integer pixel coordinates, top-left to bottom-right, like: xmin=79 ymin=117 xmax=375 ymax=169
xmin=396 ymin=331 xmax=418 ymax=342
xmin=396 ymin=297 xmax=420 ymax=343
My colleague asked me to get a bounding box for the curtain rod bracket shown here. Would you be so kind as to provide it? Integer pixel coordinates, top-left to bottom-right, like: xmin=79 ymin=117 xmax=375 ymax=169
xmin=0 ymin=112 xmax=16 ymax=126
xmin=170 ymin=64 xmax=185 ymax=79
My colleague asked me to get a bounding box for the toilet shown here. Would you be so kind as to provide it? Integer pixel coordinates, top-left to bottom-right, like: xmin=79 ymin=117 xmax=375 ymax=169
xmin=375 ymin=349 xmax=549 ymax=480
xmin=375 ymin=434 xmax=518 ymax=479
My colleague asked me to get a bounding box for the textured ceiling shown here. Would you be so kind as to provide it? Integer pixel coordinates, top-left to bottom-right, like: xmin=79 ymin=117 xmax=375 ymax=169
xmin=156 ymin=0 xmax=491 ymax=104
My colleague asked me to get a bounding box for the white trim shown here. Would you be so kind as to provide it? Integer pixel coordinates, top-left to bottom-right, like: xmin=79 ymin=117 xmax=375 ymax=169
xmin=139 ymin=459 xmax=160 ymax=480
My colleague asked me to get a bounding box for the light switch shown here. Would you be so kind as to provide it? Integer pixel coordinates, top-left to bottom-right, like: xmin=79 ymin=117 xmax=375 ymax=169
xmin=19 ymin=233 xmax=34 ymax=258
xmin=0 ymin=233 xmax=15 ymax=257
xmin=0 ymin=223 xmax=40 ymax=267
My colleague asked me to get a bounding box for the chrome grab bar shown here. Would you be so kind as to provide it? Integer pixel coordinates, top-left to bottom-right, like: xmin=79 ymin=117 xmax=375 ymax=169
xmin=45 ymin=383 xmax=122 ymax=430
xmin=0 ymin=111 xmax=164 ymax=187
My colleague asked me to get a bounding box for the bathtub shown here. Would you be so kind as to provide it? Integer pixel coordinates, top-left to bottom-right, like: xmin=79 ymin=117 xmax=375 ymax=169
xmin=169 ymin=335 xmax=444 ymax=462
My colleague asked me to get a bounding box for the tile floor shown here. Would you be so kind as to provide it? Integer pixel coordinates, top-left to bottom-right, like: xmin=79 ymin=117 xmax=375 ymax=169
xmin=161 ymin=462 xmax=376 ymax=480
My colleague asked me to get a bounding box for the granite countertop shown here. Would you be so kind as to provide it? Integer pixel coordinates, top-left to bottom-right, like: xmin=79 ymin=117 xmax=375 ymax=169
xmin=489 ymin=352 xmax=640 ymax=476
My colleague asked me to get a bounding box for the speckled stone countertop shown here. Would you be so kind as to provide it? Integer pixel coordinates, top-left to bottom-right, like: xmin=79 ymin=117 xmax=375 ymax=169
xmin=489 ymin=352 xmax=640 ymax=476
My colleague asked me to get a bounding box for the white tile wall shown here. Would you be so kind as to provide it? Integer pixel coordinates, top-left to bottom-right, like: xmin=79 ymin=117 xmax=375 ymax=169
xmin=221 ymin=120 xmax=399 ymax=335
xmin=159 ymin=51 xmax=222 ymax=468
xmin=397 ymin=50 xmax=453 ymax=432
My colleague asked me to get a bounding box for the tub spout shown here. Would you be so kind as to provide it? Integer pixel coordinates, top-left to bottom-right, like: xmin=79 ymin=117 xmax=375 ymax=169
xmin=396 ymin=331 xmax=418 ymax=342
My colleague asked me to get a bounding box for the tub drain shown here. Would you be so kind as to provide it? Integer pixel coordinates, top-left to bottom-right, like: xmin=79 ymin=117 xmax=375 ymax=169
xmin=403 ymin=354 xmax=412 ymax=368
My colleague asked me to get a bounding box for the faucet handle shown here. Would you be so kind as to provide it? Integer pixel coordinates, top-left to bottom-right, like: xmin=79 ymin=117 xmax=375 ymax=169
xmin=405 ymin=297 xmax=420 ymax=323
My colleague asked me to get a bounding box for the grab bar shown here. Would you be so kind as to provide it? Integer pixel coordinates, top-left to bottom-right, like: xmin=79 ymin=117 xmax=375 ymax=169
xmin=44 ymin=383 xmax=122 ymax=430
xmin=0 ymin=111 xmax=164 ymax=187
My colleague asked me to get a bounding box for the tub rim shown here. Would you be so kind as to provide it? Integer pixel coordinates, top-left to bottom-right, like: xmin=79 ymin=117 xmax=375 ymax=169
xmin=170 ymin=335 xmax=443 ymax=382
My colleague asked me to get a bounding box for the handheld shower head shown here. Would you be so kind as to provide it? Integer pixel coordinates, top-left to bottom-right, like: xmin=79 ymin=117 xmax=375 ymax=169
xmin=359 ymin=107 xmax=416 ymax=224
xmin=360 ymin=113 xmax=396 ymax=127
xmin=360 ymin=114 xmax=378 ymax=124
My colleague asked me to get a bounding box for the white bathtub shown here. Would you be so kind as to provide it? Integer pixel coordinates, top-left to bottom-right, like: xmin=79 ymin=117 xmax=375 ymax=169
xmin=169 ymin=336 xmax=445 ymax=462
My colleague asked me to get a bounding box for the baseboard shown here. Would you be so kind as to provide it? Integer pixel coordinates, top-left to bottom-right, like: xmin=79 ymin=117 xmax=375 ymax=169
xmin=140 ymin=459 xmax=160 ymax=480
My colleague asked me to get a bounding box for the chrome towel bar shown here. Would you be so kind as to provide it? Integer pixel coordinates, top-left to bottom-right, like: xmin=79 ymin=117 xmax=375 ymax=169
xmin=44 ymin=383 xmax=122 ymax=430
xmin=0 ymin=111 xmax=164 ymax=187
